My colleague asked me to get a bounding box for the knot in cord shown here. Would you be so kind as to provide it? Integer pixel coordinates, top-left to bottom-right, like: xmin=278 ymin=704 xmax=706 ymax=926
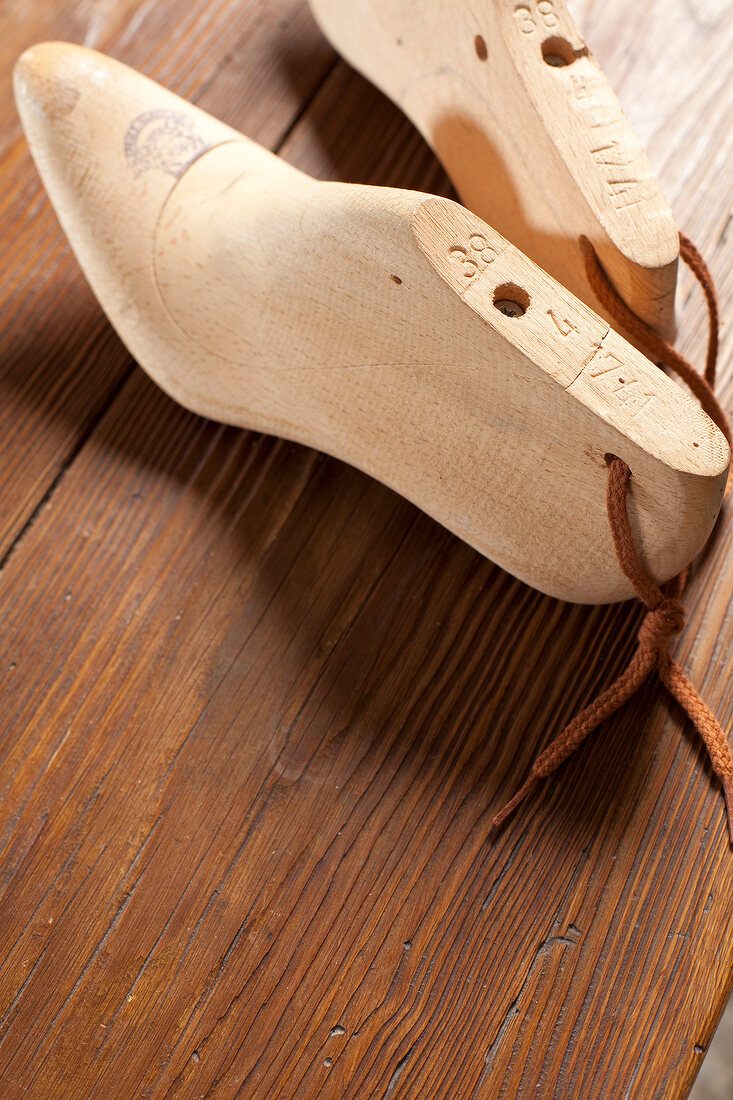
xmin=638 ymin=597 xmax=685 ymax=652
xmin=493 ymin=232 xmax=733 ymax=843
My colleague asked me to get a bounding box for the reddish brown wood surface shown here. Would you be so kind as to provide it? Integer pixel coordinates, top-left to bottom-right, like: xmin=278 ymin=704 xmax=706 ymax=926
xmin=0 ymin=1 xmax=731 ymax=1097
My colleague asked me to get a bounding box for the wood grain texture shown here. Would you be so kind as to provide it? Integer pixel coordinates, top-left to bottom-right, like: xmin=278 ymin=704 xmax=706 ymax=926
xmin=0 ymin=0 xmax=731 ymax=1097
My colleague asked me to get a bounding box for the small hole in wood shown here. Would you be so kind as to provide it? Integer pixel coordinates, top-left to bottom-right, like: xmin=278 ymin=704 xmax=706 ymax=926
xmin=475 ymin=35 xmax=488 ymax=61
xmin=542 ymin=36 xmax=577 ymax=67
xmin=693 ymin=441 xmax=699 ymax=447
xmin=493 ymin=283 xmax=529 ymax=317
xmin=618 ymin=377 xmax=625 ymax=383
xmin=391 ymin=274 xmax=403 ymax=285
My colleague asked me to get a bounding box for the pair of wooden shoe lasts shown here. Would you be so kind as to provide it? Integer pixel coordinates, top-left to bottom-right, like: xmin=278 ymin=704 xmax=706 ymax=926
xmin=13 ymin=2 xmax=730 ymax=604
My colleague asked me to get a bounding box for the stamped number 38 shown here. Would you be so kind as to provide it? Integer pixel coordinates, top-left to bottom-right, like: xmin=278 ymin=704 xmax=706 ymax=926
xmin=513 ymin=0 xmax=559 ymax=34
xmin=448 ymin=234 xmax=497 ymax=279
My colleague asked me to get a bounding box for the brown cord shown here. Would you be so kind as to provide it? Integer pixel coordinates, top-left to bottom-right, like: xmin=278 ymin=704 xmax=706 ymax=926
xmin=493 ymin=233 xmax=733 ymax=843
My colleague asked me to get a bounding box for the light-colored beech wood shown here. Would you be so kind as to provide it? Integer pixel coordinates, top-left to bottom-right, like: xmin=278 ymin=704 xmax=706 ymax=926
xmin=308 ymin=0 xmax=680 ymax=340
xmin=13 ymin=42 xmax=728 ymax=603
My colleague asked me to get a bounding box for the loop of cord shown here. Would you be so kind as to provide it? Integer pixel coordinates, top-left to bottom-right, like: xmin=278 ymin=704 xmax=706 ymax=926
xmin=493 ymin=233 xmax=733 ymax=843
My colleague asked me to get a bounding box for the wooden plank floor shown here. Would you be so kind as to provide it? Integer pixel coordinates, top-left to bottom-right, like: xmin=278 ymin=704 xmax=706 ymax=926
xmin=0 ymin=1 xmax=731 ymax=1096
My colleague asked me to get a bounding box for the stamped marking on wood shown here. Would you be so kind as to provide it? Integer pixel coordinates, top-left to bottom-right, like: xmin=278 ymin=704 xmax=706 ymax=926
xmin=124 ymin=110 xmax=211 ymax=178
xmin=547 ymin=309 xmax=577 ymax=336
xmin=513 ymin=1 xmax=560 ymax=35
xmin=590 ymin=141 xmax=633 ymax=168
xmin=617 ymin=382 xmax=656 ymax=417
xmin=448 ymin=232 xmax=498 ymax=281
xmin=586 ymin=343 xmax=625 ymax=378
xmin=565 ymin=75 xmax=642 ymax=209
xmin=509 ymin=9 xmax=644 ymax=212
xmin=581 ymin=338 xmax=658 ymax=417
